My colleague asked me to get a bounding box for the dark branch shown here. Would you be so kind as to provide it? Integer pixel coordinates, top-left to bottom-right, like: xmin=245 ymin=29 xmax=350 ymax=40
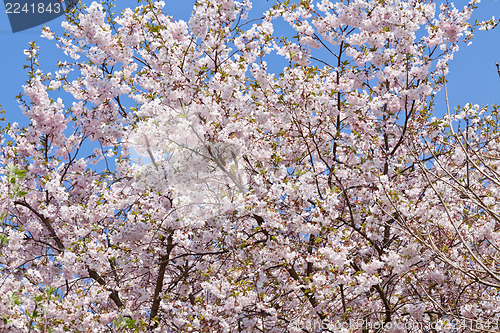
xmin=149 ymin=232 xmax=175 ymax=328
xmin=14 ymin=200 xmax=64 ymax=252
xmin=88 ymin=268 xmax=124 ymax=308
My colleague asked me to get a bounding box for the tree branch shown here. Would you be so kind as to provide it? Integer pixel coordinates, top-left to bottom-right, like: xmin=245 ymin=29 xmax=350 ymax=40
xmin=14 ymin=200 xmax=64 ymax=253
xmin=150 ymin=232 xmax=175 ymax=327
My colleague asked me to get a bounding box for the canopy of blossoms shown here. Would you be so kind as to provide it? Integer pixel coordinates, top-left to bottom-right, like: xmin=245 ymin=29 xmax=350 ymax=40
xmin=0 ymin=0 xmax=499 ymax=332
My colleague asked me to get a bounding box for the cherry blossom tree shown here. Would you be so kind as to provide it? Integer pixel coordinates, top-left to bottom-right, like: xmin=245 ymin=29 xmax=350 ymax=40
xmin=0 ymin=0 xmax=498 ymax=331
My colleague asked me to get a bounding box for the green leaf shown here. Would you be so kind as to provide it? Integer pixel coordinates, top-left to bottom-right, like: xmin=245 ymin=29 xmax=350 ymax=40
xmin=0 ymin=235 xmax=9 ymax=246
xmin=9 ymin=293 xmax=20 ymax=307
xmin=16 ymin=190 xmax=28 ymax=197
xmin=114 ymin=315 xmax=137 ymax=329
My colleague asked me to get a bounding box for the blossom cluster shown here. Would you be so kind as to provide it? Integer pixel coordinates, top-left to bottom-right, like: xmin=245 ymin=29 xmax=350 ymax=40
xmin=0 ymin=0 xmax=498 ymax=332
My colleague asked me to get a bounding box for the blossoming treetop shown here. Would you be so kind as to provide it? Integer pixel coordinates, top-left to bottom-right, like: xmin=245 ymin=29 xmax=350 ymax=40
xmin=0 ymin=0 xmax=499 ymax=331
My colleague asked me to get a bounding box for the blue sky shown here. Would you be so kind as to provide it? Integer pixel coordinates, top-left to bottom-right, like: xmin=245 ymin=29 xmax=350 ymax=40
xmin=1 ymin=0 xmax=500 ymax=127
